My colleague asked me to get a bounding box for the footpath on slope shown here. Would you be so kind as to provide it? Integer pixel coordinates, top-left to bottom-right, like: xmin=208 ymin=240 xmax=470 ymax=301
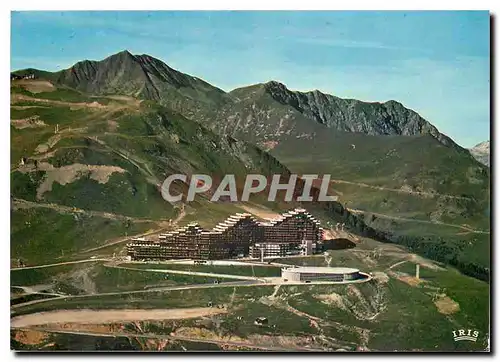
xmin=347 ymin=208 xmax=489 ymax=234
xmin=329 ymin=179 xmax=473 ymax=201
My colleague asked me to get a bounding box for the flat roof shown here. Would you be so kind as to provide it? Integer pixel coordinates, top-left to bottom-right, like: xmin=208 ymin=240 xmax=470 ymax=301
xmin=283 ymin=267 xmax=359 ymax=274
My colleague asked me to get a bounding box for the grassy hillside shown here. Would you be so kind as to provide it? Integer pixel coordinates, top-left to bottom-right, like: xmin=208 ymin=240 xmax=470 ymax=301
xmin=272 ymin=130 xmax=489 ymax=201
xmin=10 ymin=80 xmax=296 ymax=265
xmin=270 ymin=129 xmax=490 ymax=278
xmin=11 ymin=261 xmax=229 ymax=296
xmin=11 ymin=208 xmax=156 ymax=266
xmin=11 ymin=71 xmax=491 ymax=285
xmin=191 ymin=76 xmax=491 ymax=280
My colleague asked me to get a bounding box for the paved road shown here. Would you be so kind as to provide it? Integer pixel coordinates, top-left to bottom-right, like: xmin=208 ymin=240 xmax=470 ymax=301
xmin=330 ymin=178 xmax=472 ymax=201
xmin=11 ymin=275 xmax=372 ymax=310
xmin=110 ymin=264 xmax=266 ymax=281
xmin=10 ymin=280 xmax=260 ymax=309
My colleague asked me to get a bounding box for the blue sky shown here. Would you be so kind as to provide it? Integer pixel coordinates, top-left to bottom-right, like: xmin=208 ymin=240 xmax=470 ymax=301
xmin=11 ymin=11 xmax=490 ymax=148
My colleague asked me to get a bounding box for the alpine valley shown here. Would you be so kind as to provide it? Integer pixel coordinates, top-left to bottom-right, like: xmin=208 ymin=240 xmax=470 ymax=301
xmin=10 ymin=51 xmax=490 ymax=352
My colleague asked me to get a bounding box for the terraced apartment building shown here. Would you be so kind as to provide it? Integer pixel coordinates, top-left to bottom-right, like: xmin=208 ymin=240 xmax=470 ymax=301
xmin=126 ymin=208 xmax=323 ymax=260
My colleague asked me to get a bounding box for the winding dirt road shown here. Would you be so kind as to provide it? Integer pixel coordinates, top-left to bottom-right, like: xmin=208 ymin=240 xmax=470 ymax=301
xmin=12 ymin=198 xmax=158 ymax=224
xmin=347 ymin=207 xmax=489 ymax=234
xmin=330 ymin=179 xmax=473 ymax=201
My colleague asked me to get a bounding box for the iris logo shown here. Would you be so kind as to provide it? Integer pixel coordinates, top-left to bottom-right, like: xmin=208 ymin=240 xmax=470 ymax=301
xmin=452 ymin=329 xmax=479 ymax=342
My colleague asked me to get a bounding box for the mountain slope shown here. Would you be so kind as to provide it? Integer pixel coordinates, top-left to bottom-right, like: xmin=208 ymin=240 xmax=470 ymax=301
xmin=13 ymin=51 xmax=233 ymax=122
xmin=10 ymin=51 xmax=490 ymax=353
xmin=206 ymin=79 xmax=490 ymax=242
xmin=16 ymin=51 xmax=462 ymax=149
xmin=56 ymin=51 xmax=227 ymax=103
xmin=270 ymin=128 xmax=490 ymax=280
xmin=11 ymin=51 xmax=490 ymax=281
xmin=227 ymin=81 xmax=457 ymax=148
xmin=9 ymin=83 xmax=277 ymax=264
xmin=10 ymin=81 xmax=380 ymax=265
xmin=469 ymin=140 xmax=490 ymax=166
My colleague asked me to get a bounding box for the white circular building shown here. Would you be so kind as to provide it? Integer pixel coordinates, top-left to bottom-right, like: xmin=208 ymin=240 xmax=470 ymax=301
xmin=281 ymin=266 xmax=361 ymax=283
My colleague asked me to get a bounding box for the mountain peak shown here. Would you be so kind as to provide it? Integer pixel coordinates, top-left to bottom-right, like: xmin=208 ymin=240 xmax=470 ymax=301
xmin=264 ymin=80 xmax=288 ymax=90
xmin=225 ymin=79 xmax=460 ymax=149
xmin=473 ymin=140 xmax=490 ymax=150
xmin=116 ymin=49 xmax=134 ymax=57
xmin=469 ymin=140 xmax=490 ymax=166
xmin=262 ymin=80 xmax=294 ymax=102
xmin=384 ymin=99 xmax=403 ymax=106
xmin=46 ymin=50 xmax=229 ymax=106
xmin=108 ymin=49 xmax=138 ymax=62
